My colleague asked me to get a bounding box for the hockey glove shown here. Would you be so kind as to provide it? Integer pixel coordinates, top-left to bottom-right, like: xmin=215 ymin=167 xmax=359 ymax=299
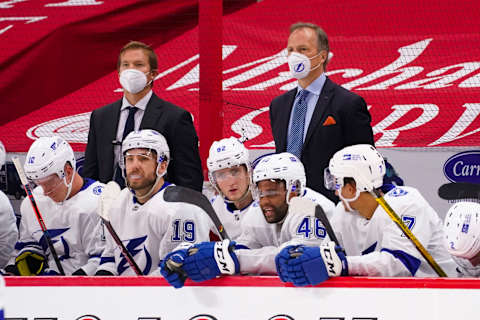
xmin=160 ymin=242 xmax=194 ymax=288
xmin=276 ymin=241 xmax=348 ymax=286
xmin=15 ymin=246 xmax=47 ymax=276
xmin=182 ymin=239 xmax=240 ymax=282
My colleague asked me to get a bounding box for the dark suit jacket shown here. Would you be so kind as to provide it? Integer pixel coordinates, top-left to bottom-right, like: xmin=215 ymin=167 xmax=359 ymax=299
xmin=269 ymin=77 xmax=374 ymax=202
xmin=83 ymin=93 xmax=204 ymax=191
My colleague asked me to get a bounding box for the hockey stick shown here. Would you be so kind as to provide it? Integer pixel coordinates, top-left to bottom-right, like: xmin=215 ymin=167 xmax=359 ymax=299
xmin=438 ymin=182 xmax=480 ymax=200
xmin=12 ymin=157 xmax=65 ymax=275
xmin=371 ymin=189 xmax=447 ymax=277
xmin=289 ymin=196 xmax=341 ymax=247
xmin=164 ymin=185 xmax=230 ymax=240
xmin=163 ymin=185 xmax=230 ymax=275
xmin=99 ymin=181 xmax=143 ymax=276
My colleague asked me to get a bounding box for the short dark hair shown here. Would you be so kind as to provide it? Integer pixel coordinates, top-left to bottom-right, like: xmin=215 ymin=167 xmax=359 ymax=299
xmin=343 ymin=177 xmax=356 ymax=187
xmin=117 ymin=41 xmax=158 ymax=71
xmin=290 ymin=22 xmax=329 ymax=70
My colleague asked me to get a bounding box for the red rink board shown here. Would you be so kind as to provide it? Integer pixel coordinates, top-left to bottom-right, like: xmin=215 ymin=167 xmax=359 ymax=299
xmin=0 ymin=0 xmax=479 ymax=152
xmin=5 ymin=276 xmax=480 ymax=289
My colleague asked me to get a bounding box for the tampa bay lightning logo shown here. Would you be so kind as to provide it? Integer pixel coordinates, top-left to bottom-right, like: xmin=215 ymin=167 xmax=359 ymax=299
xmin=388 ymin=187 xmax=408 ymax=197
xmin=117 ymin=235 xmax=152 ymax=275
xmin=92 ymin=185 xmax=104 ymax=195
xmin=294 ymin=63 xmax=304 ymax=72
xmin=39 ymin=228 xmax=71 ymax=260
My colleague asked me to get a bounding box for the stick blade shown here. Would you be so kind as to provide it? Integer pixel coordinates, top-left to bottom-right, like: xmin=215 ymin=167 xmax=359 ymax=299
xmin=438 ymin=183 xmax=480 ymax=200
xmin=12 ymin=156 xmax=29 ymax=185
xmin=288 ymin=196 xmax=316 ymax=217
xmin=163 ymin=185 xmax=230 ymax=240
xmin=99 ymin=181 xmax=122 ymax=221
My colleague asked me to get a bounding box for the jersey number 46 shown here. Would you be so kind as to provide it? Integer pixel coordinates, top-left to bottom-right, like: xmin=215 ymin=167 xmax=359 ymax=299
xmin=296 ymin=217 xmax=326 ymax=239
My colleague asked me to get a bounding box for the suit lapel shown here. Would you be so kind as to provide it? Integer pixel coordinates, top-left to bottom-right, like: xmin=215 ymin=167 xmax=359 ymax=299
xmin=277 ymin=89 xmax=297 ymax=152
xmin=140 ymin=93 xmax=164 ymax=129
xmin=103 ymin=100 xmax=121 ymax=177
xmin=304 ymin=78 xmax=334 ymax=148
xmin=107 ymin=101 xmax=122 ymax=142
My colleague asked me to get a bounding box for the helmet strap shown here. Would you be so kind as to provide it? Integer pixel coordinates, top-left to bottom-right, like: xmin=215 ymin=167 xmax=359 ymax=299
xmin=60 ymin=171 xmax=74 ymax=203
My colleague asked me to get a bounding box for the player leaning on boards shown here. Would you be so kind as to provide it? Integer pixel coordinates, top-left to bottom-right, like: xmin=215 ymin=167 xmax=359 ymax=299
xmin=206 ymin=137 xmax=256 ymax=241
xmin=160 ymin=152 xmax=335 ymax=288
xmin=275 ymin=144 xmax=457 ymax=286
xmin=443 ymin=201 xmax=480 ymax=277
xmin=5 ymin=136 xmax=106 ymax=276
xmin=95 ymin=129 xmax=215 ymax=276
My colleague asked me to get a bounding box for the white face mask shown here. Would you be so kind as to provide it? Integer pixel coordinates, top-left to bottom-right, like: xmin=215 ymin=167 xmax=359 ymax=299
xmin=287 ymin=52 xmax=321 ymax=79
xmin=119 ymin=69 xmax=151 ymax=94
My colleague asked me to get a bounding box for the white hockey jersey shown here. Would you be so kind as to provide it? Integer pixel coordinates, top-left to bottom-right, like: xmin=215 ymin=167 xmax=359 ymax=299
xmin=97 ymin=183 xmax=216 ymax=276
xmin=235 ymin=187 xmax=335 ymax=275
xmin=331 ymin=186 xmax=457 ymax=277
xmin=13 ymin=179 xmax=106 ymax=275
xmin=210 ymin=195 xmax=255 ymax=241
xmin=0 ymin=275 xmax=3 ymax=319
xmin=0 ymin=191 xmax=17 ymax=268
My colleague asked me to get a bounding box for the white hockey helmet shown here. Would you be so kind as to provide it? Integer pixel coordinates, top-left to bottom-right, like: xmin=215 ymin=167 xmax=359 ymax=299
xmin=253 ymin=152 xmax=306 ymax=202
xmin=207 ymin=137 xmax=252 ymax=193
xmin=444 ymin=201 xmax=480 ymax=259
xmin=24 ymin=136 xmax=76 ymax=181
xmin=207 ymin=137 xmax=250 ymax=173
xmin=120 ymin=129 xmax=170 ymax=173
xmin=0 ymin=140 xmax=5 ymax=168
xmin=325 ymin=144 xmax=385 ymax=193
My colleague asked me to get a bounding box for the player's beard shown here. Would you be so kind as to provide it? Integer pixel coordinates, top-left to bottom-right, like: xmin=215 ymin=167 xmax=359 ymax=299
xmin=262 ymin=202 xmax=288 ymax=224
xmin=127 ymin=170 xmax=158 ymax=197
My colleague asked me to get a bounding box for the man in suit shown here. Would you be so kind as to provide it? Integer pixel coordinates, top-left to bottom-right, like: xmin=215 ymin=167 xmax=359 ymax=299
xmin=269 ymin=22 xmax=374 ymax=203
xmin=83 ymin=41 xmax=203 ymax=191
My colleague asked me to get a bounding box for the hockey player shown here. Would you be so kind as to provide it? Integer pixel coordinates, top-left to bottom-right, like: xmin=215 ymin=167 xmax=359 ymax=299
xmin=161 ymin=152 xmax=335 ymax=287
xmin=0 ymin=141 xmax=17 ymax=268
xmin=95 ymin=129 xmax=215 ymax=276
xmin=206 ymin=137 xmax=255 ymax=240
xmin=276 ymin=144 xmax=457 ymax=286
xmin=443 ymin=201 xmax=480 ymax=277
xmin=6 ymin=136 xmax=105 ymax=275
xmin=0 ymin=275 xmax=3 ymax=319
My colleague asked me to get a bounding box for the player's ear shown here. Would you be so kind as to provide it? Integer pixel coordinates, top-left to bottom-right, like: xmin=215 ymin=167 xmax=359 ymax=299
xmin=158 ymin=160 xmax=168 ymax=174
xmin=288 ymin=180 xmax=301 ymax=200
xmin=150 ymin=69 xmax=159 ymax=78
xmin=344 ymin=181 xmax=357 ymax=197
xmin=291 ymin=180 xmax=301 ymax=193
xmin=64 ymin=162 xmax=74 ymax=179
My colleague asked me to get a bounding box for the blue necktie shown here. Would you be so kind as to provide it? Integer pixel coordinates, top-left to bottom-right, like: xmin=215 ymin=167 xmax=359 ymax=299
xmin=114 ymin=106 xmax=138 ymax=187
xmin=287 ymin=90 xmax=309 ymax=158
